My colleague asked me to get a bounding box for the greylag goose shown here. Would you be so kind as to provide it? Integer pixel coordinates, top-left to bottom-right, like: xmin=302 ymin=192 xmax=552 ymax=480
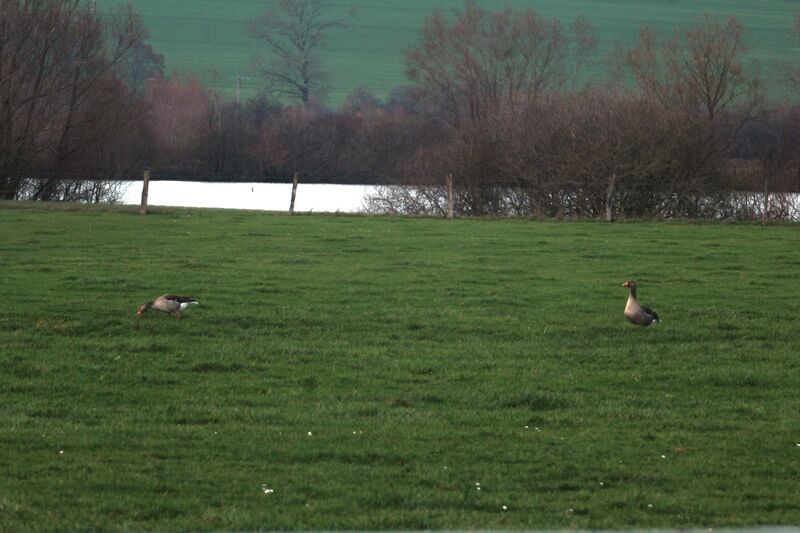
xmin=622 ymin=281 xmax=660 ymax=326
xmin=137 ymin=294 xmax=198 ymax=319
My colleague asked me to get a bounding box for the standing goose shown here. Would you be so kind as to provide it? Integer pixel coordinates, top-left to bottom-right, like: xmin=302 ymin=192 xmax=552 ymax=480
xmin=622 ymin=281 xmax=660 ymax=326
xmin=137 ymin=294 xmax=198 ymax=319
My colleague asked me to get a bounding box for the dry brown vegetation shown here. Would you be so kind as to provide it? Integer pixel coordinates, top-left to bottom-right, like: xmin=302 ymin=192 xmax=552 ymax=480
xmin=2 ymin=0 xmax=800 ymax=219
xmin=0 ymin=0 xmax=156 ymax=201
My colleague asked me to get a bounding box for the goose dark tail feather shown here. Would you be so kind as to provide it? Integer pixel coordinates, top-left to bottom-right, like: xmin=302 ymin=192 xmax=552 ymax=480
xmin=642 ymin=306 xmax=660 ymax=324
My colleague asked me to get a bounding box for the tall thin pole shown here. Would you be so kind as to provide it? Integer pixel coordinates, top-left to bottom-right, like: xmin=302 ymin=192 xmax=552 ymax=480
xmin=139 ymin=169 xmax=151 ymax=215
xmin=236 ymin=76 xmax=241 ymax=105
xmin=605 ymin=173 xmax=616 ymax=222
xmin=446 ymin=173 xmax=454 ymax=219
xmin=289 ymin=172 xmax=299 ymax=215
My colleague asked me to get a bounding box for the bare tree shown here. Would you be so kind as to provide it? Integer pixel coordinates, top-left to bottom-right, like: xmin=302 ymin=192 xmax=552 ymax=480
xmin=621 ymin=15 xmax=762 ymax=126
xmin=253 ymin=103 xmax=335 ymax=180
xmin=338 ymin=88 xmax=440 ymax=184
xmin=148 ymin=74 xmax=215 ymax=176
xmin=0 ymin=0 xmax=150 ymax=201
xmin=786 ymin=10 xmax=800 ymax=90
xmin=397 ymin=1 xmax=600 ymax=215
xmin=113 ymin=30 xmax=164 ymax=93
xmin=248 ymin=0 xmax=351 ymax=103
xmin=405 ymin=1 xmax=574 ymax=128
xmin=606 ymin=14 xmax=764 ymax=218
xmin=569 ymin=15 xmax=598 ymax=90
xmin=732 ymin=107 xmax=800 ymax=222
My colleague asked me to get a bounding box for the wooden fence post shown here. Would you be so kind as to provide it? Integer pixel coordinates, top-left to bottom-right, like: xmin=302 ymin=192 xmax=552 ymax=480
xmin=446 ymin=173 xmax=454 ymax=219
xmin=605 ymin=173 xmax=616 ymax=222
xmin=289 ymin=172 xmax=299 ymax=215
xmin=139 ymin=168 xmax=151 ymax=215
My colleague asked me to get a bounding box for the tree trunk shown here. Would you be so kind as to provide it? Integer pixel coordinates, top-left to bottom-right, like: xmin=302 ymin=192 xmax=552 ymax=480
xmin=762 ymin=174 xmax=769 ymax=225
xmin=36 ymin=68 xmax=82 ymax=202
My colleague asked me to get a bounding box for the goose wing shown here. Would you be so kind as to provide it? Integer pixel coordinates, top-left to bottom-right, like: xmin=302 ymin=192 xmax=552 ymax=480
xmin=163 ymin=295 xmax=197 ymax=304
xmin=641 ymin=305 xmax=660 ymax=322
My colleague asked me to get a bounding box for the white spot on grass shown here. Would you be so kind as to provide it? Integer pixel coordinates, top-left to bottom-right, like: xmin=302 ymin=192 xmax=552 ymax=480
xmin=261 ymin=484 xmax=274 ymax=495
xmin=648 ymin=504 xmax=654 ymax=509
xmin=59 ymin=450 xmax=64 ymax=455
xmin=502 ymin=505 xmax=508 ymax=511
xmin=307 ymin=431 xmax=312 ymax=436
xmin=661 ymin=455 xmax=666 ymax=458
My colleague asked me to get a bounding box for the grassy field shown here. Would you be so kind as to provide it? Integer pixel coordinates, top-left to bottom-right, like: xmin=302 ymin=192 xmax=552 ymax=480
xmin=100 ymin=0 xmax=799 ymax=103
xmin=1 ymin=202 xmax=800 ymax=530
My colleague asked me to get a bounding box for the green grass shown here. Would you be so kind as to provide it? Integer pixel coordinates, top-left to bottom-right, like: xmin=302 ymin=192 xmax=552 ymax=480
xmin=100 ymin=0 xmax=799 ymax=103
xmin=1 ymin=202 xmax=800 ymax=530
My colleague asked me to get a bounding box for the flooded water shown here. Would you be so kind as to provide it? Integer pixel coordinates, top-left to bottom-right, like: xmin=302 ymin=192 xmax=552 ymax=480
xmin=119 ymin=181 xmax=376 ymax=213
xmin=118 ymin=180 xmax=800 ymax=220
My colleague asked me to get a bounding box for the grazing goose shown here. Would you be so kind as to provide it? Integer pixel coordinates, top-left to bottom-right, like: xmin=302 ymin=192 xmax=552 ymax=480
xmin=137 ymin=294 xmax=198 ymax=319
xmin=622 ymin=281 xmax=660 ymax=326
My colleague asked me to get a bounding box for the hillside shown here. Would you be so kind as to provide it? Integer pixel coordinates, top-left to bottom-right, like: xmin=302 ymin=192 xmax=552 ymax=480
xmin=100 ymin=0 xmax=798 ymax=103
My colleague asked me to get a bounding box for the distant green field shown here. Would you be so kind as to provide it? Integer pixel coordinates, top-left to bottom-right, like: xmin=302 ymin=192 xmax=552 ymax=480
xmin=101 ymin=0 xmax=798 ymax=103
xmin=2 ymin=202 xmax=800 ymax=530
